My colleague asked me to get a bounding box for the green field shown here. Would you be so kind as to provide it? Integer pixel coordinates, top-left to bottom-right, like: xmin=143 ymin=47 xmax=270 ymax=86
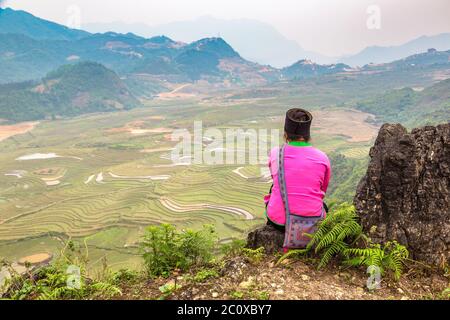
xmin=0 ymin=94 xmax=377 ymax=270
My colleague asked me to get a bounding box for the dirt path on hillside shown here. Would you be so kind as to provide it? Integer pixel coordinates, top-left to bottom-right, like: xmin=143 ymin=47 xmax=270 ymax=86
xmin=157 ymin=84 xmax=195 ymax=100
xmin=0 ymin=122 xmax=39 ymax=142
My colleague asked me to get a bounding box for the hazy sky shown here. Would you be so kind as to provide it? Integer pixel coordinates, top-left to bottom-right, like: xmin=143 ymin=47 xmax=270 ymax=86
xmin=3 ymin=0 xmax=450 ymax=56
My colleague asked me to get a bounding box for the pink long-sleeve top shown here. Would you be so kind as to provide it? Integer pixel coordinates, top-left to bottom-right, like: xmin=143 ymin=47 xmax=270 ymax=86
xmin=265 ymin=141 xmax=332 ymax=225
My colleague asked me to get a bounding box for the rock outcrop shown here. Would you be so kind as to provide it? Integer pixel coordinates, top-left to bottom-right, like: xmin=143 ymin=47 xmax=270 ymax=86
xmin=354 ymin=123 xmax=449 ymax=266
xmin=247 ymin=224 xmax=285 ymax=254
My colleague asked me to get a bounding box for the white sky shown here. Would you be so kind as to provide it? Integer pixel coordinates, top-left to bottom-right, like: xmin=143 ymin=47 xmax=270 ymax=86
xmin=3 ymin=0 xmax=450 ymax=56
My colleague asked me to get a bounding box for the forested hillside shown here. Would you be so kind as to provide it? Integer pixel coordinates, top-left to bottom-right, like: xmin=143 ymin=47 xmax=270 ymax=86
xmin=355 ymin=78 xmax=450 ymax=128
xmin=327 ymin=153 xmax=368 ymax=203
xmin=0 ymin=62 xmax=140 ymax=122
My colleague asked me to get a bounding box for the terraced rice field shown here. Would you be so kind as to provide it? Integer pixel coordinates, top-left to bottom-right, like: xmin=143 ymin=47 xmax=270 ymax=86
xmin=340 ymin=147 xmax=372 ymax=159
xmin=0 ymin=97 xmax=377 ymax=270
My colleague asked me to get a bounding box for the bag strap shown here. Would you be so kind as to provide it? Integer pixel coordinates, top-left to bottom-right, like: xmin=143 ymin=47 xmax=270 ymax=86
xmin=277 ymin=144 xmax=291 ymax=227
xmin=265 ymin=183 xmax=273 ymax=209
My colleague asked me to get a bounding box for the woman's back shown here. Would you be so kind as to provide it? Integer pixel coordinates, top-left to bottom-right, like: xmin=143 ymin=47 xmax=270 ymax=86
xmin=266 ymin=141 xmax=331 ymax=226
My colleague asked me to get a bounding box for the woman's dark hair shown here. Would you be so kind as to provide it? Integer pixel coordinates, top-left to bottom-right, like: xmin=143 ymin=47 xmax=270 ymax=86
xmin=284 ymin=108 xmax=312 ymax=142
xmin=285 ymin=131 xmax=311 ymax=142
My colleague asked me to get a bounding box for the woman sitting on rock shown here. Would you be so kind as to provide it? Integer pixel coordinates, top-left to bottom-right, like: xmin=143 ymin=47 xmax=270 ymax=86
xmin=264 ymin=108 xmax=331 ymax=246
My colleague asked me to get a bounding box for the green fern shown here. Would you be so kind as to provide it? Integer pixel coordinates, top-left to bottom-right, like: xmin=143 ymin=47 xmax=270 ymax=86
xmin=277 ymin=203 xmax=362 ymax=267
xmin=309 ymin=203 xmax=362 ymax=268
xmin=318 ymin=240 xmax=349 ymax=269
xmin=344 ymin=241 xmax=409 ymax=280
xmin=90 ymin=282 xmax=123 ymax=298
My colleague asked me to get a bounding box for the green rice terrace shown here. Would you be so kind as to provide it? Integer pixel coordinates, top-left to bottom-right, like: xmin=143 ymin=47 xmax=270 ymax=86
xmin=0 ymin=96 xmax=377 ymax=271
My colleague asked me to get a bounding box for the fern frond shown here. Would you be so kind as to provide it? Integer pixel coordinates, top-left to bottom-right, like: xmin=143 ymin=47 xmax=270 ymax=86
xmin=344 ymin=241 xmax=409 ymax=281
xmin=277 ymin=248 xmax=309 ymax=265
xmin=318 ymin=240 xmax=348 ymax=269
xmin=343 ymin=256 xmax=367 ymax=267
xmin=91 ymin=282 xmax=122 ymax=297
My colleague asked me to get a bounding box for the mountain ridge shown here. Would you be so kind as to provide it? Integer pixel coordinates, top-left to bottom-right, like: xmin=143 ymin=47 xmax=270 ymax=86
xmin=281 ymin=59 xmax=352 ymax=80
xmin=2 ymin=7 xmax=450 ymax=85
xmin=340 ymin=33 xmax=450 ymax=67
xmin=3 ymin=7 xmax=450 ymax=70
xmin=0 ymin=7 xmax=90 ymax=41
xmin=84 ymin=15 xmax=334 ymax=68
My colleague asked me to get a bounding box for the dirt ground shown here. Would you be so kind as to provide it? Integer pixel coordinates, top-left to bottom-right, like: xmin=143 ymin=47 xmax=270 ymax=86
xmin=312 ymin=109 xmax=379 ymax=143
xmin=157 ymin=84 xmax=196 ymax=100
xmin=0 ymin=122 xmax=39 ymax=142
xmin=119 ymin=256 xmax=449 ymax=300
xmin=18 ymin=253 xmax=52 ymax=265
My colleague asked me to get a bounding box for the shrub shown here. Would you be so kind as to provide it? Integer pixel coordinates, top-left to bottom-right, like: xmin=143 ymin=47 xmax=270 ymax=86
xmin=256 ymin=291 xmax=270 ymax=300
xmin=242 ymin=247 xmax=265 ymax=264
xmin=441 ymin=288 xmax=450 ymax=300
xmin=220 ymin=239 xmax=246 ymax=257
xmin=3 ymin=241 xmax=121 ymax=300
xmin=158 ymin=281 xmax=182 ymax=300
xmin=109 ymin=269 xmax=140 ymax=285
xmin=141 ymin=224 xmax=217 ymax=278
xmin=230 ymin=291 xmax=244 ymax=299
xmin=194 ymin=268 xmax=219 ymax=283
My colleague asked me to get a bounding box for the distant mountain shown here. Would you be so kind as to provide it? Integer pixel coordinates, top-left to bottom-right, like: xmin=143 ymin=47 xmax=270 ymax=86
xmin=387 ymin=48 xmax=450 ymax=69
xmin=2 ymin=8 xmax=449 ymax=90
xmin=85 ymin=16 xmax=334 ymax=68
xmin=0 ymin=29 xmax=278 ymax=84
xmin=0 ymin=7 xmax=90 ymax=41
xmin=174 ymin=38 xmax=238 ymax=79
xmin=0 ymin=62 xmax=140 ymax=122
xmin=355 ymin=77 xmax=450 ymax=128
xmin=362 ymin=49 xmax=450 ymax=72
xmin=281 ymin=59 xmax=352 ymax=80
xmin=340 ymin=33 xmax=450 ymax=67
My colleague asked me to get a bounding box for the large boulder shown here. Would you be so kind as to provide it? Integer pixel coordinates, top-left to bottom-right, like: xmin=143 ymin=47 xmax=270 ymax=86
xmin=354 ymin=123 xmax=449 ymax=266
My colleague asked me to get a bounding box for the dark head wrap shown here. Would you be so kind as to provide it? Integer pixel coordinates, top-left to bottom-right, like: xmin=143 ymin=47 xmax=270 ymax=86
xmin=284 ymin=108 xmax=313 ymax=140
